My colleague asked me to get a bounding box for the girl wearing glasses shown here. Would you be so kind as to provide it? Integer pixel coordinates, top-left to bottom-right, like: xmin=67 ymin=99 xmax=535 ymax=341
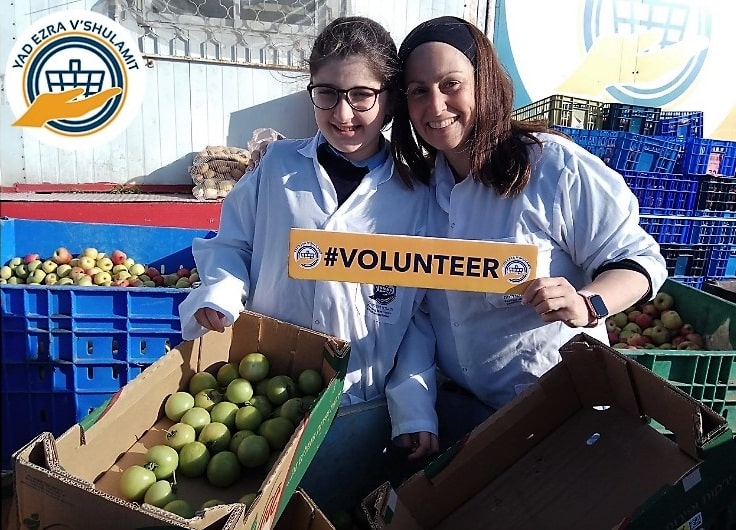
xmin=179 ymin=17 xmax=439 ymax=460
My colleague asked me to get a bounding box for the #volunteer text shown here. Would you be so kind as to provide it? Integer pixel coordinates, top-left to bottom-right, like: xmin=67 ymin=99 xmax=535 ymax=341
xmin=323 ymin=247 xmax=500 ymax=278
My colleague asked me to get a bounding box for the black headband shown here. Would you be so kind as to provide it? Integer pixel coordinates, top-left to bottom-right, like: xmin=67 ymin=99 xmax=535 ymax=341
xmin=398 ymin=16 xmax=477 ymax=67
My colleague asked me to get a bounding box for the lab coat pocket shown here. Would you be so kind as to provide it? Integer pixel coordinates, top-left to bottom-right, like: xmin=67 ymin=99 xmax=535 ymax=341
xmin=484 ymin=230 xmax=553 ymax=309
xmin=355 ymin=283 xmax=406 ymax=325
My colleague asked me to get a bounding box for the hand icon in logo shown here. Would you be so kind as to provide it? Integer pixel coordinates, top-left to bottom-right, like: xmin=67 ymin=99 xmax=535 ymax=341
xmin=12 ymin=86 xmax=123 ymax=127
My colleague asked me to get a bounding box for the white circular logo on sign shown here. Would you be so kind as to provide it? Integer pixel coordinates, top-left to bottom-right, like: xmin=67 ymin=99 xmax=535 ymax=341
xmin=5 ymin=10 xmax=146 ymax=150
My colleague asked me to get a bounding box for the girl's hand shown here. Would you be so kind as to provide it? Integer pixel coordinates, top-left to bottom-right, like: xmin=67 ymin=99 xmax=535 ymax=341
xmin=194 ymin=307 xmax=228 ymax=333
xmin=521 ymin=277 xmax=591 ymax=328
xmin=397 ymin=432 xmax=440 ymax=460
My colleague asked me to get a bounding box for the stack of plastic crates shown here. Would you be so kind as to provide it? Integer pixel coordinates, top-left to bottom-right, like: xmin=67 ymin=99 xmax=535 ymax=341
xmin=0 ymin=218 xmax=214 ymax=469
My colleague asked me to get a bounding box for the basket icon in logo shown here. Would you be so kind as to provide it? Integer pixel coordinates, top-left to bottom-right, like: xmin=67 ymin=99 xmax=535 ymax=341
xmin=583 ymin=0 xmax=710 ymax=106
xmin=47 ymin=59 xmax=106 ymax=97
xmin=369 ymin=285 xmax=397 ymax=305
xmin=294 ymin=242 xmax=322 ymax=270
xmin=5 ymin=10 xmax=145 ymax=150
xmin=503 ymin=256 xmax=532 ymax=285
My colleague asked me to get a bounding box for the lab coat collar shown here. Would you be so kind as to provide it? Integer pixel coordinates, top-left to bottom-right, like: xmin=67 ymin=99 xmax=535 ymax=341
xmin=297 ymin=131 xmax=395 ymax=188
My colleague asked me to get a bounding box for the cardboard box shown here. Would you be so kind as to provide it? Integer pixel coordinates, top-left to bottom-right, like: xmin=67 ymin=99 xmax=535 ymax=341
xmin=12 ymin=310 xmax=350 ymax=530
xmin=363 ymin=334 xmax=736 ymax=530
xmin=276 ymin=489 xmax=335 ymax=530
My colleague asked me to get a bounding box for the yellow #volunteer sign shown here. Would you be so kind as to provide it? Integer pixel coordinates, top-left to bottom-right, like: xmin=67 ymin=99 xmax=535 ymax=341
xmin=288 ymin=229 xmax=538 ymax=294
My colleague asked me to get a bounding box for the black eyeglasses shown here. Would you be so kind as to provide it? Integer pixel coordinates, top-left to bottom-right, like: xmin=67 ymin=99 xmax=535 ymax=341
xmin=307 ymin=84 xmax=387 ymax=112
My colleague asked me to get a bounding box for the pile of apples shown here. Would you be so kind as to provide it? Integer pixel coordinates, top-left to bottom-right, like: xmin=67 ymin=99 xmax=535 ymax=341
xmin=606 ymin=291 xmax=707 ymax=350
xmin=0 ymin=247 xmax=198 ymax=289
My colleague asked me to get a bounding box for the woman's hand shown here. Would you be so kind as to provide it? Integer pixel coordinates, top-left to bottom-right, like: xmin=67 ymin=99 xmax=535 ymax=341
xmin=194 ymin=307 xmax=228 ymax=333
xmin=396 ymin=431 xmax=440 ymax=460
xmin=522 ymin=277 xmax=590 ymax=328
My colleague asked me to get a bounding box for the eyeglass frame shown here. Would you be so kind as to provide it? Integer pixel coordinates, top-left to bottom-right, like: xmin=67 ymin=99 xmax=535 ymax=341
xmin=306 ymin=83 xmax=388 ymax=112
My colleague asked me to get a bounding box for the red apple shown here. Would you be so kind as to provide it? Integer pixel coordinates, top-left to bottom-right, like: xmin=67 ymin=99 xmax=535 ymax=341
xmin=23 ymin=253 xmax=40 ymax=264
xmin=146 ymin=266 xmax=161 ymax=278
xmin=111 ymin=249 xmax=128 ymax=266
xmin=627 ymin=310 xmax=642 ymax=323
xmin=607 ymin=330 xmax=620 ymax=344
xmin=52 ymin=247 xmax=72 ymax=265
xmin=679 ymin=323 xmax=695 ymax=336
xmin=634 ymin=313 xmax=654 ymax=329
xmin=176 ymin=266 xmax=191 ymax=278
xmin=685 ymin=333 xmax=705 ymax=348
xmin=640 ymin=302 xmax=659 ymax=318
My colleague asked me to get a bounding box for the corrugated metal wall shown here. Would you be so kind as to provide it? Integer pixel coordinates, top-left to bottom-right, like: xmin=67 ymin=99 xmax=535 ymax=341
xmin=0 ymin=0 xmax=482 ymax=187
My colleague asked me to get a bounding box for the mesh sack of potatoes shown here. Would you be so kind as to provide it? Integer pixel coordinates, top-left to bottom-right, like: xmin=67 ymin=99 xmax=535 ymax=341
xmin=190 ymin=145 xmax=251 ymax=201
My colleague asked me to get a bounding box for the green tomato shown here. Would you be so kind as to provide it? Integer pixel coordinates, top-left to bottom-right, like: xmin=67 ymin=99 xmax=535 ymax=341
xmin=265 ymin=375 xmax=297 ymax=406
xmin=165 ymin=422 xmax=196 ymax=451
xmin=209 ymin=401 xmax=239 ymax=431
xmin=178 ymin=441 xmax=210 ymax=478
xmin=143 ymin=479 xmax=177 ymax=508
xmin=236 ymin=434 xmax=270 ymax=468
xmin=229 ymin=430 xmax=255 ymax=453
xmin=239 ymin=492 xmax=258 ymax=509
xmin=216 ymin=362 xmax=240 ymax=388
xmin=201 ymin=499 xmax=226 ymax=510
xmin=164 ymin=499 xmax=195 ymax=519
xmin=248 ymin=395 xmax=273 ymax=419
xmin=198 ymin=422 xmax=232 ymax=454
xmin=235 ymin=404 xmax=263 ymax=432
xmin=144 ymin=444 xmax=179 ymax=480
xmin=180 ymin=406 xmax=211 ymax=434
xmin=188 ymin=371 xmax=218 ymax=395
xmin=194 ymin=388 xmax=224 ymax=412
xmin=119 ymin=465 xmax=156 ymax=502
xmin=297 ymin=368 xmax=324 ymax=396
xmin=206 ymin=451 xmax=241 ymax=488
xmin=238 ymin=352 xmax=270 ymax=382
xmin=164 ymin=391 xmax=195 ymax=422
xmin=225 ymin=378 xmax=254 ymax=405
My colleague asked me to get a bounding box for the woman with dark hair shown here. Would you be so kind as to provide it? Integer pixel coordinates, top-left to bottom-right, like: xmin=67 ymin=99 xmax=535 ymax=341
xmin=392 ymin=16 xmax=667 ymax=451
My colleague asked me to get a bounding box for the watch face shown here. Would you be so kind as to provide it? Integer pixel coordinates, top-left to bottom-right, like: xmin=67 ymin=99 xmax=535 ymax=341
xmin=589 ymin=295 xmax=609 ymax=317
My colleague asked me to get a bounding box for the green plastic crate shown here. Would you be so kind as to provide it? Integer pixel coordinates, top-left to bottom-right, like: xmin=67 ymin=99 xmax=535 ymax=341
xmin=623 ymin=279 xmax=736 ymax=431
xmin=511 ymin=94 xmax=605 ymax=129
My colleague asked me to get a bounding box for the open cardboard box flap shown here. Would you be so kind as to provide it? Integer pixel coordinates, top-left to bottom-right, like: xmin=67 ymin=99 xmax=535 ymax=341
xmin=364 ymin=333 xmax=731 ymax=530
xmin=12 ymin=311 xmax=349 ymax=530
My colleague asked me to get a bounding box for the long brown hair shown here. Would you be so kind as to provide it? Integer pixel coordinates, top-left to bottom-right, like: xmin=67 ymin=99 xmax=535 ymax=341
xmin=393 ymin=17 xmax=561 ymax=196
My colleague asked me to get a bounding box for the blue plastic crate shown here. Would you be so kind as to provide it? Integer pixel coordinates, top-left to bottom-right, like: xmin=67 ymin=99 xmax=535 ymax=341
xmin=609 ymin=133 xmax=684 ymax=173
xmin=694 ymin=175 xmax=736 ymax=212
xmin=0 ymin=218 xmax=214 ymax=468
xmin=689 ymin=217 xmax=736 ymax=245
xmin=669 ymin=276 xmax=705 ymax=289
xmin=624 ymin=172 xmax=698 ymax=215
xmin=602 ymin=103 xmax=662 ymax=135
xmin=682 ymin=138 xmax=736 ymax=177
xmin=639 ymin=215 xmax=692 ymax=244
xmin=655 ymin=111 xmax=704 ymax=139
xmin=706 ymin=246 xmax=734 ymax=278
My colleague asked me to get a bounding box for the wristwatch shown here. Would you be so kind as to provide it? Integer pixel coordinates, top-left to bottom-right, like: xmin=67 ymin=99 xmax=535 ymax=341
xmin=577 ymin=290 xmax=609 ymax=328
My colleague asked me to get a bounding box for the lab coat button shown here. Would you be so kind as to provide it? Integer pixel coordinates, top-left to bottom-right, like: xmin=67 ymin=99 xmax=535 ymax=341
xmin=453 ymin=321 xmax=459 ymax=327
xmin=314 ymin=319 xmax=320 ymax=325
